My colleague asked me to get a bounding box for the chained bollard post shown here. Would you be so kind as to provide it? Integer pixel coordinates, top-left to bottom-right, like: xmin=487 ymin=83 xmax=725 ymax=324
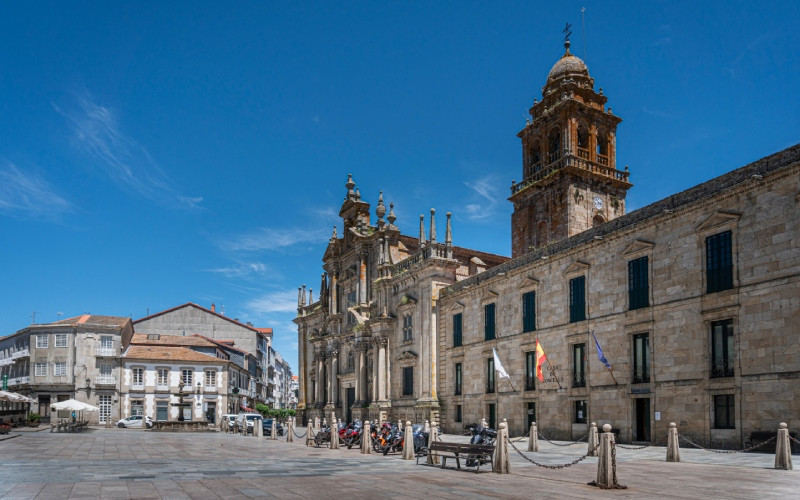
xmin=425 ymin=419 xmax=430 ymax=434
xmin=528 ymin=422 xmax=539 ymax=452
xmin=287 ymin=418 xmax=294 ymax=443
xmin=362 ymin=420 xmax=371 ymax=454
xmin=306 ymin=422 xmax=314 ymax=447
xmin=402 ymin=421 xmax=414 ymax=460
xmin=427 ymin=421 xmax=440 ymax=465
xmin=314 ymin=417 xmax=320 ymax=430
xmin=270 ymin=418 xmax=277 ymax=440
xmin=330 ymin=419 xmax=339 ymax=449
xmin=596 ymin=424 xmax=614 ymax=488
xmin=587 ymin=422 xmax=598 ymax=457
xmin=667 ymin=422 xmax=680 ymax=462
xmin=775 ymin=422 xmax=793 ymax=470
xmin=493 ymin=421 xmax=510 ymax=474
xmin=254 ymin=418 xmax=263 ymax=438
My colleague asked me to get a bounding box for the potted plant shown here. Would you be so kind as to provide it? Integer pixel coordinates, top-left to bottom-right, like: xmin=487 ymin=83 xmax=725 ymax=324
xmin=27 ymin=412 xmax=41 ymax=427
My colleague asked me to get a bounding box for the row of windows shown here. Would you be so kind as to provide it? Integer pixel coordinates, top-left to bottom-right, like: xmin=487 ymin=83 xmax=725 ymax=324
xmin=129 ymin=368 xmax=218 ymax=387
xmin=455 ymin=319 xmax=735 ymax=394
xmin=34 ymin=362 xmax=67 ymax=376
xmin=452 ymin=231 xmax=734 ymax=347
xmin=33 ymin=334 xmax=116 ymax=349
xmin=451 ymin=395 xmax=736 ymax=429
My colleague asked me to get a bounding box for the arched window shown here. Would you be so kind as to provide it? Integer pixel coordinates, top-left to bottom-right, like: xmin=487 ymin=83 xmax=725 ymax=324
xmin=593 ymin=214 xmax=606 ymax=227
xmin=577 ymin=124 xmax=589 ymax=159
xmin=596 ymin=130 xmax=608 ymax=164
xmin=548 ymin=128 xmax=561 ymax=164
xmin=526 ymin=139 xmax=542 ymax=177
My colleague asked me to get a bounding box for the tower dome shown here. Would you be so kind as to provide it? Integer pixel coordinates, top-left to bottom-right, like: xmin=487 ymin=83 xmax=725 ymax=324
xmin=544 ymin=40 xmax=592 ymax=91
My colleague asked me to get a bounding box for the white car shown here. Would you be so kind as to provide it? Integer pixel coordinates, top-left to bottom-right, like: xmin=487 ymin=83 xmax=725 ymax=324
xmin=235 ymin=413 xmax=262 ymax=433
xmin=116 ymin=415 xmax=153 ymax=428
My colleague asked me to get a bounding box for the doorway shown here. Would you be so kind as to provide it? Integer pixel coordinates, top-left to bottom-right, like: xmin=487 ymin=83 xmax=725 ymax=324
xmin=39 ymin=395 xmax=51 ymax=421
xmin=156 ymin=402 xmax=168 ymax=421
xmin=346 ymin=387 xmax=355 ymax=423
xmin=206 ymin=402 xmax=216 ymax=423
xmin=634 ymin=398 xmax=651 ymax=442
xmin=527 ymin=402 xmax=536 ymax=428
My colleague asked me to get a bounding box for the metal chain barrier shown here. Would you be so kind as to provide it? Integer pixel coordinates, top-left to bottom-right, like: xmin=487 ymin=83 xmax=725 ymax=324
xmin=678 ymin=433 xmax=776 ymax=454
xmin=609 ymin=442 xmax=628 ymax=489
xmin=293 ymin=427 xmax=307 ymax=439
xmin=537 ymin=431 xmax=588 ymax=446
xmin=507 ymin=435 xmax=599 ymax=469
xmin=789 ymin=435 xmax=800 ymax=446
xmin=615 ymin=442 xmax=652 ymax=450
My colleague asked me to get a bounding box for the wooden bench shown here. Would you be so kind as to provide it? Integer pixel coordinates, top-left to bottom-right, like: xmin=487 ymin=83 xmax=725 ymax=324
xmin=417 ymin=441 xmax=495 ymax=473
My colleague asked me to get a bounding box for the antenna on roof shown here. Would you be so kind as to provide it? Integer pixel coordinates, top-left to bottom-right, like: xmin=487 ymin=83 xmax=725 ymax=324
xmin=31 ymin=311 xmax=36 ymax=324
xmin=581 ymin=6 xmax=587 ymax=60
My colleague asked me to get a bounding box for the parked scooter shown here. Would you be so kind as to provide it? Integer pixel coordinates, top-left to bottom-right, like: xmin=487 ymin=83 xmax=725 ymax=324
xmin=411 ymin=424 xmax=429 ymax=455
xmin=466 ymin=424 xmax=497 ymax=466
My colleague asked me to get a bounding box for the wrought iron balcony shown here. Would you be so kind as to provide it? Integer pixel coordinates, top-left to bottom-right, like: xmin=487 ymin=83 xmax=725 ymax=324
xmin=632 ymin=368 xmax=650 ymax=384
xmin=572 ymin=374 xmax=586 ymax=388
xmin=525 ymin=376 xmax=536 ymax=391
xmin=711 ymin=362 xmax=734 ymax=378
xmin=486 ymin=381 xmax=495 ymax=394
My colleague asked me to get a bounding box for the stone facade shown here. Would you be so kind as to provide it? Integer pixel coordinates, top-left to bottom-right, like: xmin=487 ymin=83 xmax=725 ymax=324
xmin=295 ymin=184 xmax=507 ymax=425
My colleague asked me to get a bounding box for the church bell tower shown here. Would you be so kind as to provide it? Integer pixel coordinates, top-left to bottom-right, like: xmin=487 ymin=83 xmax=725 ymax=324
xmin=509 ymin=39 xmax=632 ymax=258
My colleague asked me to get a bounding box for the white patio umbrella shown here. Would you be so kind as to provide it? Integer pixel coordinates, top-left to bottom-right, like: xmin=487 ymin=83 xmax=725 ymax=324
xmin=50 ymin=399 xmax=99 ymax=412
xmin=0 ymin=390 xmax=34 ymax=403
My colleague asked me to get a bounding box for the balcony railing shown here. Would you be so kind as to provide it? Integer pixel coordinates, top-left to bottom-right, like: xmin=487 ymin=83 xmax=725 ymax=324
xmin=632 ymin=368 xmax=650 ymax=384
xmin=95 ymin=375 xmax=116 ymax=385
xmin=454 ymin=386 xmax=462 ymax=396
xmin=156 ymin=384 xmax=170 ymax=392
xmin=131 ymin=383 xmax=145 ymax=391
xmin=511 ymin=153 xmax=630 ymax=196
xmin=525 ymin=376 xmax=536 ymax=391
xmin=9 ymin=376 xmax=30 ymax=386
xmin=95 ymin=346 xmax=116 ymax=357
xmin=11 ymin=348 xmax=30 ymax=360
xmin=0 ymin=358 xmax=12 ymax=367
xmin=572 ymin=374 xmax=586 ymax=388
xmin=711 ymin=362 xmax=734 ymax=378
xmin=486 ymin=381 xmax=495 ymax=394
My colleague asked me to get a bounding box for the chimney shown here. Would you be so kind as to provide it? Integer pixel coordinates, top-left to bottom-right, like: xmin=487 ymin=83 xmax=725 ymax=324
xmin=211 ymin=303 xmax=216 ymax=313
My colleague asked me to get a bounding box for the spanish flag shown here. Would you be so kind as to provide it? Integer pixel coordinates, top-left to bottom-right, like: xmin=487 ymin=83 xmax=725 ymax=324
xmin=535 ymin=339 xmax=547 ymax=381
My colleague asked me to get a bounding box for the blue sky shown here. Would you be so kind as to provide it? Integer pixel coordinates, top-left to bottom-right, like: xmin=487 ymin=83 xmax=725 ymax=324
xmin=1 ymin=1 xmax=798 ymax=373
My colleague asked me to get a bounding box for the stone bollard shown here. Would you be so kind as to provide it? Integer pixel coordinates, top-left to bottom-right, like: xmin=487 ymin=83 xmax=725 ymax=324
xmin=314 ymin=417 xmax=320 ymax=430
xmin=306 ymin=422 xmax=314 ymax=447
xmin=402 ymin=421 xmax=414 ymax=460
xmin=271 ymin=419 xmax=277 ymax=440
xmin=287 ymin=419 xmax=294 ymax=443
xmin=596 ymin=424 xmax=615 ymax=488
xmin=427 ymin=421 xmax=440 ymax=465
xmin=330 ymin=419 xmax=340 ymax=449
xmin=362 ymin=421 xmax=372 ymax=454
xmin=775 ymin=422 xmax=793 ymax=470
xmin=666 ymin=422 xmax=680 ymax=462
xmin=493 ymin=422 xmax=510 ymax=474
xmin=588 ymin=422 xmax=599 ymax=457
xmin=254 ymin=419 xmax=262 ymax=438
xmin=528 ymin=422 xmax=539 ymax=452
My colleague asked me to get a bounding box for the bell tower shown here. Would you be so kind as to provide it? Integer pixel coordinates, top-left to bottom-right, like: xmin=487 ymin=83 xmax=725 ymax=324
xmin=509 ymin=40 xmax=632 ymax=258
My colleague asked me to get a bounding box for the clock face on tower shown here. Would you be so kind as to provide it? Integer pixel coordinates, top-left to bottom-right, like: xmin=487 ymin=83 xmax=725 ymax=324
xmin=593 ymin=196 xmax=604 ymax=210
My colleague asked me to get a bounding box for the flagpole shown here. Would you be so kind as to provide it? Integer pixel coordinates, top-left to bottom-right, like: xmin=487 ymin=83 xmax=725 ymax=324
xmin=606 ymin=366 xmax=618 ymax=385
xmin=492 ymin=345 xmax=518 ymax=392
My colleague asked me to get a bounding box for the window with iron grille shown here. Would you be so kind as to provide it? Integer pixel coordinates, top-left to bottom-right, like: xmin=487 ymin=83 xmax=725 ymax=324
xmin=36 ymin=335 xmax=48 ymax=349
xmin=711 ymin=319 xmax=734 ymax=378
xmin=632 ymin=333 xmax=650 ymax=383
xmin=402 ymin=315 xmax=413 ymax=341
xmin=402 ymin=366 xmax=413 ymax=396
xmin=525 ymin=351 xmax=536 ymax=390
xmin=453 ymin=313 xmax=463 ymax=347
xmin=572 ymin=344 xmax=586 ymax=387
xmin=706 ymin=230 xmax=733 ymax=293
xmin=484 ymin=303 xmax=496 ymax=341
xmin=54 ymin=334 xmax=68 ymax=348
xmin=569 ymin=276 xmax=586 ymax=323
xmin=522 ymin=291 xmax=536 ymax=332
xmin=486 ymin=358 xmax=495 ymax=393
xmin=454 ymin=363 xmax=462 ymax=395
xmin=714 ymin=394 xmax=735 ymax=429
xmin=628 ymin=256 xmax=650 ymax=310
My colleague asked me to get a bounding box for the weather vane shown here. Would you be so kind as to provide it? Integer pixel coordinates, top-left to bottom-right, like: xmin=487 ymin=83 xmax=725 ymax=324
xmin=562 ymin=22 xmax=573 ymax=43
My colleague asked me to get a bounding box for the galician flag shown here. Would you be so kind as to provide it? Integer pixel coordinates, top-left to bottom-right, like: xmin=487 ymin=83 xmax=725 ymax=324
xmin=534 ymin=339 xmax=547 ymax=381
xmin=492 ymin=346 xmax=510 ymax=379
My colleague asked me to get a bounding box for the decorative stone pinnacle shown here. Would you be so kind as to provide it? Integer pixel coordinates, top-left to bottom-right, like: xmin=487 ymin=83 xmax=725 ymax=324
xmin=376 ymin=191 xmax=386 ymax=221
xmin=355 ymin=187 xmax=361 ymax=200
xmin=331 ymin=225 xmax=337 ymax=240
xmin=445 ymin=212 xmax=452 ymax=246
xmin=564 ymin=39 xmax=571 ymax=55
xmin=387 ymin=202 xmax=397 ymax=229
xmin=419 ymin=214 xmax=426 ymax=245
xmin=429 ymin=208 xmax=437 ymax=243
xmin=346 ymin=173 xmax=355 ymax=199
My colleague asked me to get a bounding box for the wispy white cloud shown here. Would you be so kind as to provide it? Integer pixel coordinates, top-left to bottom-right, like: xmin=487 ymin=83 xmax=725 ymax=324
xmin=223 ymin=226 xmax=330 ymax=252
xmin=245 ymin=289 xmax=299 ymax=315
xmin=55 ymin=93 xmax=201 ymax=209
xmin=462 ymin=175 xmax=503 ymax=221
xmin=0 ymin=162 xmax=73 ymax=219
xmin=205 ymin=261 xmax=269 ymax=279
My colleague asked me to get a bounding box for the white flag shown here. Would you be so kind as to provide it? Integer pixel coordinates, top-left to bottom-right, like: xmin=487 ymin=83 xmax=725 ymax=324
xmin=492 ymin=347 xmax=510 ymax=379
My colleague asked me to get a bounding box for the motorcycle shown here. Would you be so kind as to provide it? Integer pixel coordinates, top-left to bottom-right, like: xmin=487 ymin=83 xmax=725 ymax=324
xmin=381 ymin=423 xmax=404 ymax=455
xmin=466 ymin=424 xmax=497 ymax=466
xmin=314 ymin=424 xmax=332 ymax=447
xmin=411 ymin=424 xmax=429 ymax=455
xmin=339 ymin=419 xmax=363 ymax=449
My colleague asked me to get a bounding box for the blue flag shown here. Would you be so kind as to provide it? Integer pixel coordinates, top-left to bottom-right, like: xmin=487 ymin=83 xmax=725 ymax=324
xmin=592 ymin=331 xmax=611 ymax=369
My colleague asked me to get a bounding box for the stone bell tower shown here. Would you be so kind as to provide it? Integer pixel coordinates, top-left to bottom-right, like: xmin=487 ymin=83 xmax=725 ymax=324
xmin=509 ymin=39 xmax=632 ymax=258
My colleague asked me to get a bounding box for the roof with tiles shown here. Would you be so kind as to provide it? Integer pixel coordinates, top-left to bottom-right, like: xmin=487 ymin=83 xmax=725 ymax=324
xmin=191 ymin=334 xmax=249 ymax=355
xmin=124 ymin=345 xmax=224 ymax=363
xmin=50 ymin=315 xmax=131 ymax=327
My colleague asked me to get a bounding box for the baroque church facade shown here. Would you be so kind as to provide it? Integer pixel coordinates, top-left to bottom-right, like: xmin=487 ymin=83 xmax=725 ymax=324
xmin=296 ymin=41 xmax=800 ymax=447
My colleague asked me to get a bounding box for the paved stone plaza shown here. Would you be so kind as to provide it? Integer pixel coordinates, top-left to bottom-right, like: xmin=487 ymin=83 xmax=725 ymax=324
xmin=0 ymin=428 xmax=797 ymax=499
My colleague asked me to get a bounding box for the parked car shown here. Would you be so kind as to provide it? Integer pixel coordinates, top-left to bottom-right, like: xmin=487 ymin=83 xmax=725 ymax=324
xmin=235 ymin=413 xmax=262 ymax=433
xmin=221 ymin=414 xmax=237 ymax=430
xmin=116 ymin=415 xmax=153 ymax=428
xmin=262 ymin=418 xmax=285 ymax=436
